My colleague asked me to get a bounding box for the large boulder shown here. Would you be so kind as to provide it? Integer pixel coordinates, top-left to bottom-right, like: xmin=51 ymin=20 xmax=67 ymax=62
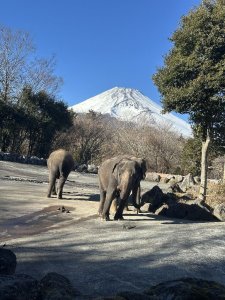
xmin=145 ymin=172 xmax=161 ymax=182
xmin=76 ymin=164 xmax=88 ymax=173
xmin=193 ymin=176 xmax=201 ymax=184
xmin=213 ymin=204 xmax=225 ymax=221
xmin=39 ymin=272 xmax=80 ymax=300
xmin=0 ymin=274 xmax=39 ymax=300
xmin=155 ymin=201 xmax=218 ymax=221
xmin=145 ymin=277 xmax=225 ymax=299
xmin=117 ymin=291 xmax=151 ymax=299
xmin=87 ymin=164 xmax=98 ymax=174
xmin=141 ymin=186 xmax=166 ymax=212
xmin=178 ymin=173 xmax=195 ymax=193
xmin=0 ymin=248 xmax=17 ymax=275
xmin=168 ymin=181 xmax=184 ymax=193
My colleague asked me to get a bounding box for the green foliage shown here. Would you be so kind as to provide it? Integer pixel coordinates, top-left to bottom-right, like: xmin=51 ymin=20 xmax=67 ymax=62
xmin=153 ymin=0 xmax=225 ymax=142
xmin=181 ymin=137 xmax=202 ymax=176
xmin=181 ymin=135 xmax=225 ymax=176
xmin=0 ymin=87 xmax=73 ymax=157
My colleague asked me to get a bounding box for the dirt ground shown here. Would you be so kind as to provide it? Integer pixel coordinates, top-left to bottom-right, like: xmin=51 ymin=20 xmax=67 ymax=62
xmin=0 ymin=161 xmax=225 ymax=297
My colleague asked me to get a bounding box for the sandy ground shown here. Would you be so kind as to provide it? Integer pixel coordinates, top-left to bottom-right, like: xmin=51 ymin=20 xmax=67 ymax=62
xmin=0 ymin=160 xmax=225 ymax=297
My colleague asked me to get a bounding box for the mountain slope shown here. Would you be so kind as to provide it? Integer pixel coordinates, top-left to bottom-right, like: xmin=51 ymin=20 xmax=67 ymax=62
xmin=70 ymin=87 xmax=192 ymax=136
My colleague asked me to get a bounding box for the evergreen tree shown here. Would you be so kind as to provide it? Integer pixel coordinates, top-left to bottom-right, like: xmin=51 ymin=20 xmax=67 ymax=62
xmin=153 ymin=0 xmax=225 ymax=200
xmin=18 ymin=87 xmax=73 ymax=157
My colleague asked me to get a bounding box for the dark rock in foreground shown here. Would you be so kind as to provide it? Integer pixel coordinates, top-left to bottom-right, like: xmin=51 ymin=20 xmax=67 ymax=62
xmin=141 ymin=186 xmax=166 ymax=212
xmin=0 ymin=248 xmax=17 ymax=275
xmin=155 ymin=202 xmax=218 ymax=221
xmin=0 ymin=274 xmax=39 ymax=300
xmin=117 ymin=291 xmax=151 ymax=299
xmin=39 ymin=272 xmax=81 ymax=300
xmin=144 ymin=277 xmax=225 ymax=299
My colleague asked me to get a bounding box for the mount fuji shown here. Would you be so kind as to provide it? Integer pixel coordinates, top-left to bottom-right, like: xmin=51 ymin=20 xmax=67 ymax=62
xmin=70 ymin=87 xmax=192 ymax=137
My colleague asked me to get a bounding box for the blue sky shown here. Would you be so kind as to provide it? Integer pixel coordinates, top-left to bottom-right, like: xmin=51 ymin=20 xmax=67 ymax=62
xmin=1 ymin=0 xmax=201 ymax=113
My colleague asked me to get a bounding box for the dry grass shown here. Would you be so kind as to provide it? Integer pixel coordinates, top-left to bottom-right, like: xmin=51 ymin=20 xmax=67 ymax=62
xmin=206 ymin=182 xmax=225 ymax=208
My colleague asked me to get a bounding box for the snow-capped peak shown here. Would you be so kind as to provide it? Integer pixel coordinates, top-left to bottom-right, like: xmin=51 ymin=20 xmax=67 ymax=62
xmin=70 ymin=87 xmax=192 ymax=136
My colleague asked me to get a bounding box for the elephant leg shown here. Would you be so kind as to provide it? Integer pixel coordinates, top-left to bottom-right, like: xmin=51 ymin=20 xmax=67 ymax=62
xmin=57 ymin=176 xmax=67 ymax=199
xmin=131 ymin=184 xmax=141 ymax=213
xmin=124 ymin=196 xmax=131 ymax=211
xmin=102 ymin=190 xmax=116 ymax=221
xmin=98 ymin=187 xmax=106 ymax=216
xmin=47 ymin=173 xmax=56 ymax=198
xmin=51 ymin=183 xmax=57 ymax=195
xmin=114 ymin=198 xmax=127 ymax=220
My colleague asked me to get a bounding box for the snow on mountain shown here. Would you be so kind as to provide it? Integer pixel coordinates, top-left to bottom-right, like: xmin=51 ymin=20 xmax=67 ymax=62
xmin=70 ymin=87 xmax=192 ymax=136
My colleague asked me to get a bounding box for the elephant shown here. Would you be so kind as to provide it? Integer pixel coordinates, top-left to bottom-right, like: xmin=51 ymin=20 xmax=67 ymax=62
xmin=98 ymin=155 xmax=147 ymax=220
xmin=47 ymin=149 xmax=75 ymax=199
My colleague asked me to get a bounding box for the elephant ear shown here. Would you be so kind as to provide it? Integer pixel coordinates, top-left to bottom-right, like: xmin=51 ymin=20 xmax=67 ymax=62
xmin=140 ymin=159 xmax=147 ymax=179
xmin=133 ymin=158 xmax=147 ymax=179
xmin=112 ymin=159 xmax=127 ymax=181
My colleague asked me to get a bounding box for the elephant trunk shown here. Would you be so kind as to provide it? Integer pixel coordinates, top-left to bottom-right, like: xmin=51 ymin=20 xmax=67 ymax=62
xmin=118 ymin=171 xmax=132 ymax=201
xmin=131 ymin=184 xmax=141 ymax=210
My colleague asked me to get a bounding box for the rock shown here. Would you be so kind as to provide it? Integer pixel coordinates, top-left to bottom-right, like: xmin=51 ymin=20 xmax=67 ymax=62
xmin=163 ymin=177 xmax=170 ymax=184
xmin=145 ymin=172 xmax=161 ymax=182
xmin=0 ymin=248 xmax=17 ymax=275
xmin=169 ymin=175 xmax=183 ymax=184
xmin=117 ymin=291 xmax=151 ymax=299
xmin=139 ymin=203 xmax=150 ymax=212
xmin=154 ymin=204 xmax=169 ymax=216
xmin=141 ymin=186 xmax=166 ymax=212
xmin=94 ymin=297 xmax=126 ymax=300
xmin=213 ymin=204 xmax=225 ymax=221
xmin=0 ymin=274 xmax=39 ymax=300
xmin=0 ymin=151 xmax=47 ymax=165
xmin=39 ymin=272 xmax=80 ymax=300
xmin=76 ymin=164 xmax=88 ymax=173
xmin=155 ymin=202 xmax=218 ymax=221
xmin=155 ymin=203 xmax=188 ymax=219
xmin=145 ymin=277 xmax=225 ymax=299
xmin=168 ymin=182 xmax=184 ymax=193
xmin=193 ymin=176 xmax=201 ymax=184
xmin=175 ymin=175 xmax=183 ymax=183
xmin=87 ymin=164 xmax=98 ymax=174
xmin=178 ymin=173 xmax=195 ymax=193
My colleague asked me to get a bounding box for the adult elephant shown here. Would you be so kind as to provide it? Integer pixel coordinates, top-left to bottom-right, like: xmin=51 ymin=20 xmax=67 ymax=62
xmin=98 ymin=155 xmax=146 ymax=220
xmin=47 ymin=149 xmax=75 ymax=199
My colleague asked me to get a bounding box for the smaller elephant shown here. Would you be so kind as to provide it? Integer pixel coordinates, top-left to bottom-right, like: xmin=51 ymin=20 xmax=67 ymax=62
xmin=98 ymin=155 xmax=146 ymax=220
xmin=47 ymin=149 xmax=75 ymax=199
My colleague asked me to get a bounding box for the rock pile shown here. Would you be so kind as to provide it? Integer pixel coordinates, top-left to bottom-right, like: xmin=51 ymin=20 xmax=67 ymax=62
xmin=1 ymin=248 xmax=225 ymax=299
xmin=141 ymin=186 xmax=218 ymax=222
xmin=0 ymin=152 xmax=46 ymax=165
xmin=0 ymin=248 xmax=80 ymax=300
xmin=146 ymin=172 xmax=201 ymax=194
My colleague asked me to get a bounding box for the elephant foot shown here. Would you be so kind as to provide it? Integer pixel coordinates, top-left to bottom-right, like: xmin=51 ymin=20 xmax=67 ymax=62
xmin=114 ymin=215 xmax=124 ymax=221
xmin=100 ymin=215 xmax=110 ymax=221
xmin=47 ymin=194 xmax=51 ymax=198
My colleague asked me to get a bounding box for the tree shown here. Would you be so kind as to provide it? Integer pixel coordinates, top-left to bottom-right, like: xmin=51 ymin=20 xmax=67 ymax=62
xmin=18 ymin=87 xmax=73 ymax=157
xmin=0 ymin=25 xmax=62 ymax=103
xmin=53 ymin=111 xmax=109 ymax=164
xmin=153 ymin=0 xmax=225 ymax=201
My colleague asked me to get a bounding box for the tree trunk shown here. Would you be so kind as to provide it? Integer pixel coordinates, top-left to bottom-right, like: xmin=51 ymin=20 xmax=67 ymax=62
xmin=199 ymin=131 xmax=211 ymax=202
xmin=223 ymin=162 xmax=225 ymax=184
